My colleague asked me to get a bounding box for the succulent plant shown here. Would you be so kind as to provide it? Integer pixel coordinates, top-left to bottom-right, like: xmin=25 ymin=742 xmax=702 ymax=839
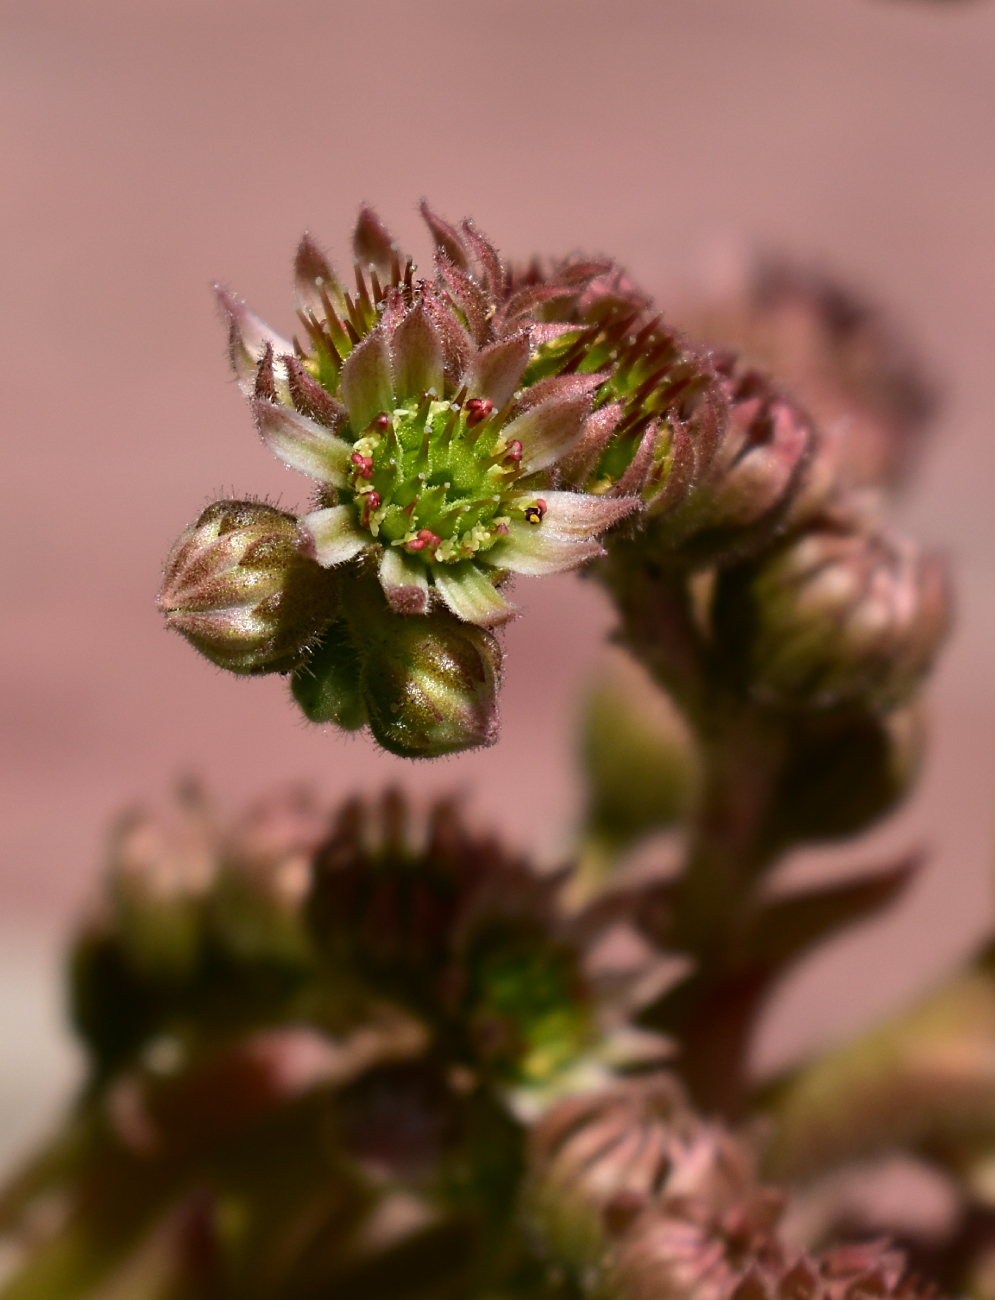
xmin=9 ymin=199 xmax=975 ymax=1300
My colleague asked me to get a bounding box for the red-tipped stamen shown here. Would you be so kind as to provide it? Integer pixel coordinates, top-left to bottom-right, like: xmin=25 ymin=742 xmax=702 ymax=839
xmin=465 ymin=398 xmax=494 ymax=428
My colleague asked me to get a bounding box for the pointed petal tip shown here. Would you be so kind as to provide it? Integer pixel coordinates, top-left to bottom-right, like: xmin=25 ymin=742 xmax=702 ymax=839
xmin=420 ymin=199 xmax=471 ymax=272
xmin=353 ymin=203 xmax=397 ymax=277
xmin=251 ymin=397 xmax=352 ymax=486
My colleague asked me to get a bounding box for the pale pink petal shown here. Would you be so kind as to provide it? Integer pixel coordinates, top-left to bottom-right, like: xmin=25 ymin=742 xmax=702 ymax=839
xmin=353 ymin=204 xmax=396 ymax=281
xmin=433 ymin=563 xmax=518 ymax=627
xmin=294 ymin=232 xmax=347 ymax=316
xmin=252 ymin=399 xmax=352 ymax=487
xmin=501 ymin=395 xmax=590 ymax=474
xmin=379 ymin=548 xmax=430 ymax=616
xmin=214 ymin=286 xmax=293 ymax=397
xmin=390 ymin=301 xmax=445 ymax=400
xmin=462 ymin=333 xmax=530 ymax=407
xmin=506 ymin=490 xmax=640 ymax=539
xmin=513 ymin=372 xmax=607 ymax=413
xmin=482 ymin=524 xmax=605 ymax=576
xmin=339 ymin=328 xmax=393 ymax=432
xmin=437 ymin=254 xmax=490 ymax=344
xmin=460 ymin=218 xmax=504 ymax=298
xmin=422 ymin=284 xmax=476 ymax=387
xmin=300 ymin=506 xmax=369 ymax=567
xmin=558 ymin=403 xmax=624 ymax=486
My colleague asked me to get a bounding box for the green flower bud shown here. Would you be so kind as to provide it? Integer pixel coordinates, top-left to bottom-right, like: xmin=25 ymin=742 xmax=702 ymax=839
xmin=342 ymin=574 xmax=502 ymax=758
xmin=713 ymin=510 xmax=951 ymax=712
xmin=579 ymin=650 xmax=699 ymax=874
xmin=771 ymin=703 xmax=925 ymax=844
xmin=209 ymin=790 xmax=323 ymax=967
xmin=158 ymin=500 xmax=339 ymax=675
xmin=106 ymin=793 xmax=216 ymax=984
xmin=290 ymin=618 xmax=367 ymax=729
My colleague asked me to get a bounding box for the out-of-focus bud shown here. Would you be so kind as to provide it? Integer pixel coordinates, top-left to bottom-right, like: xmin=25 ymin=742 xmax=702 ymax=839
xmin=158 ymin=499 xmax=339 ymax=675
xmin=675 ymin=258 xmax=940 ymax=492
xmin=763 ymin=960 xmax=995 ymax=1185
xmin=291 ymin=618 xmax=367 ymax=730
xmin=770 ymin=703 xmax=925 ymax=844
xmin=527 ymin=1076 xmax=749 ymax=1270
xmin=527 ymin=1077 xmax=789 ymax=1300
xmin=106 ymin=785 xmax=217 ymax=984
xmin=578 ymin=649 xmax=699 ymax=882
xmin=612 ymin=1227 xmax=922 ymax=1300
xmin=210 ymin=788 xmax=326 ymax=966
xmin=713 ymin=509 xmax=951 ymax=712
xmin=341 ymin=576 xmax=502 ymax=758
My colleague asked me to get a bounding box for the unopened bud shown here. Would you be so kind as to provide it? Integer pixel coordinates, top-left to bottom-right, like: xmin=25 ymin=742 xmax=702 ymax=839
xmin=527 ymin=1077 xmax=693 ymax=1268
xmin=579 ymin=649 xmax=699 ymax=872
xmin=713 ymin=512 xmax=951 ymax=712
xmin=158 ymin=500 xmax=338 ymax=675
xmin=290 ymin=618 xmax=367 ymax=730
xmin=648 ymin=374 xmax=818 ymax=567
xmin=357 ymin=605 xmax=502 ymax=759
xmin=106 ymin=791 xmax=217 ymax=984
xmin=772 ymin=703 xmax=925 ymax=843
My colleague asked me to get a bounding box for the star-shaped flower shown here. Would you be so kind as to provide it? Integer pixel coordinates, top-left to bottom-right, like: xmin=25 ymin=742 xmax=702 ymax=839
xmin=216 ymin=204 xmax=642 ymax=627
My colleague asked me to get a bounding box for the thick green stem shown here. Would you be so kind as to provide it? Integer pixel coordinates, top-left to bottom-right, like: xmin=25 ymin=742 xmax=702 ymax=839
xmin=599 ymin=548 xmax=789 ymax=1116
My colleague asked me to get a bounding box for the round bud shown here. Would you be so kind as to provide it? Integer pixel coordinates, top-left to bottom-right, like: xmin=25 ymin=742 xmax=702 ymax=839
xmin=209 ymin=791 xmax=320 ymax=968
xmin=158 ymin=500 xmax=339 ymax=675
xmin=351 ymin=598 xmax=502 ymax=759
xmin=106 ymin=799 xmax=216 ymax=984
xmin=580 ymin=649 xmax=699 ymax=862
xmin=771 ymin=703 xmax=925 ymax=844
xmin=713 ymin=513 xmax=951 ymax=712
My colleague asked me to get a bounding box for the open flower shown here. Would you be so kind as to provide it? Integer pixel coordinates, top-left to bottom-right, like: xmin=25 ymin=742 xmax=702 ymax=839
xmin=216 ymin=204 xmax=641 ymax=627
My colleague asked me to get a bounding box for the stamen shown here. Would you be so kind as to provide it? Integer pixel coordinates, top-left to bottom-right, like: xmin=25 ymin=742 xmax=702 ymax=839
xmin=351 ymin=452 xmax=374 ymax=479
xmin=465 ymin=398 xmax=494 ymax=428
xmin=524 ymin=499 xmax=547 ymax=526
xmin=405 ymin=528 xmax=441 ymax=554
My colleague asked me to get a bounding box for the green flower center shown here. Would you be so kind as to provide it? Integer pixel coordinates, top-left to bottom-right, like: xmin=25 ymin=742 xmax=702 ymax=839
xmin=342 ymin=395 xmax=528 ymax=565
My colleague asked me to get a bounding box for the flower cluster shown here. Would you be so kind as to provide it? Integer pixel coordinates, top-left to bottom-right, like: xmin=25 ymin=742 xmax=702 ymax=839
xmin=527 ymin=1077 xmax=939 ymax=1300
xmin=158 ymin=205 xmax=838 ymax=753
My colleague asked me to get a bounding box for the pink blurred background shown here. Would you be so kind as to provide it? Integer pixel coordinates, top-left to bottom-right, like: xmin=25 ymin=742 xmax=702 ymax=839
xmin=2 ymin=0 xmax=995 ymax=1167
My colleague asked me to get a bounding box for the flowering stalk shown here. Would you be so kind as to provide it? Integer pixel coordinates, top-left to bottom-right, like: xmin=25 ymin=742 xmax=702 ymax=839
xmin=7 ymin=201 xmax=966 ymax=1300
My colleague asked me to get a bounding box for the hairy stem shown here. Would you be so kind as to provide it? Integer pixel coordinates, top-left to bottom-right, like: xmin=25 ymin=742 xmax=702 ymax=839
xmin=600 ymin=548 xmax=790 ymax=1115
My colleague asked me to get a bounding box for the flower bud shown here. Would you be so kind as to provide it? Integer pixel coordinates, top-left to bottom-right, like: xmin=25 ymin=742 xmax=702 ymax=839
xmin=527 ymin=1077 xmax=708 ymax=1268
xmin=158 ymin=500 xmax=339 ymax=675
xmin=290 ymin=618 xmax=367 ymax=730
xmin=713 ymin=511 xmax=951 ymax=712
xmin=771 ymin=703 xmax=925 ymax=843
xmin=340 ymin=576 xmax=502 ymax=758
xmin=209 ymin=788 xmax=324 ymax=967
xmin=676 ymin=258 xmax=939 ymax=492
xmin=106 ymin=790 xmax=217 ymax=984
xmin=645 ymin=370 xmax=820 ymax=567
xmin=579 ymin=650 xmax=699 ymax=869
